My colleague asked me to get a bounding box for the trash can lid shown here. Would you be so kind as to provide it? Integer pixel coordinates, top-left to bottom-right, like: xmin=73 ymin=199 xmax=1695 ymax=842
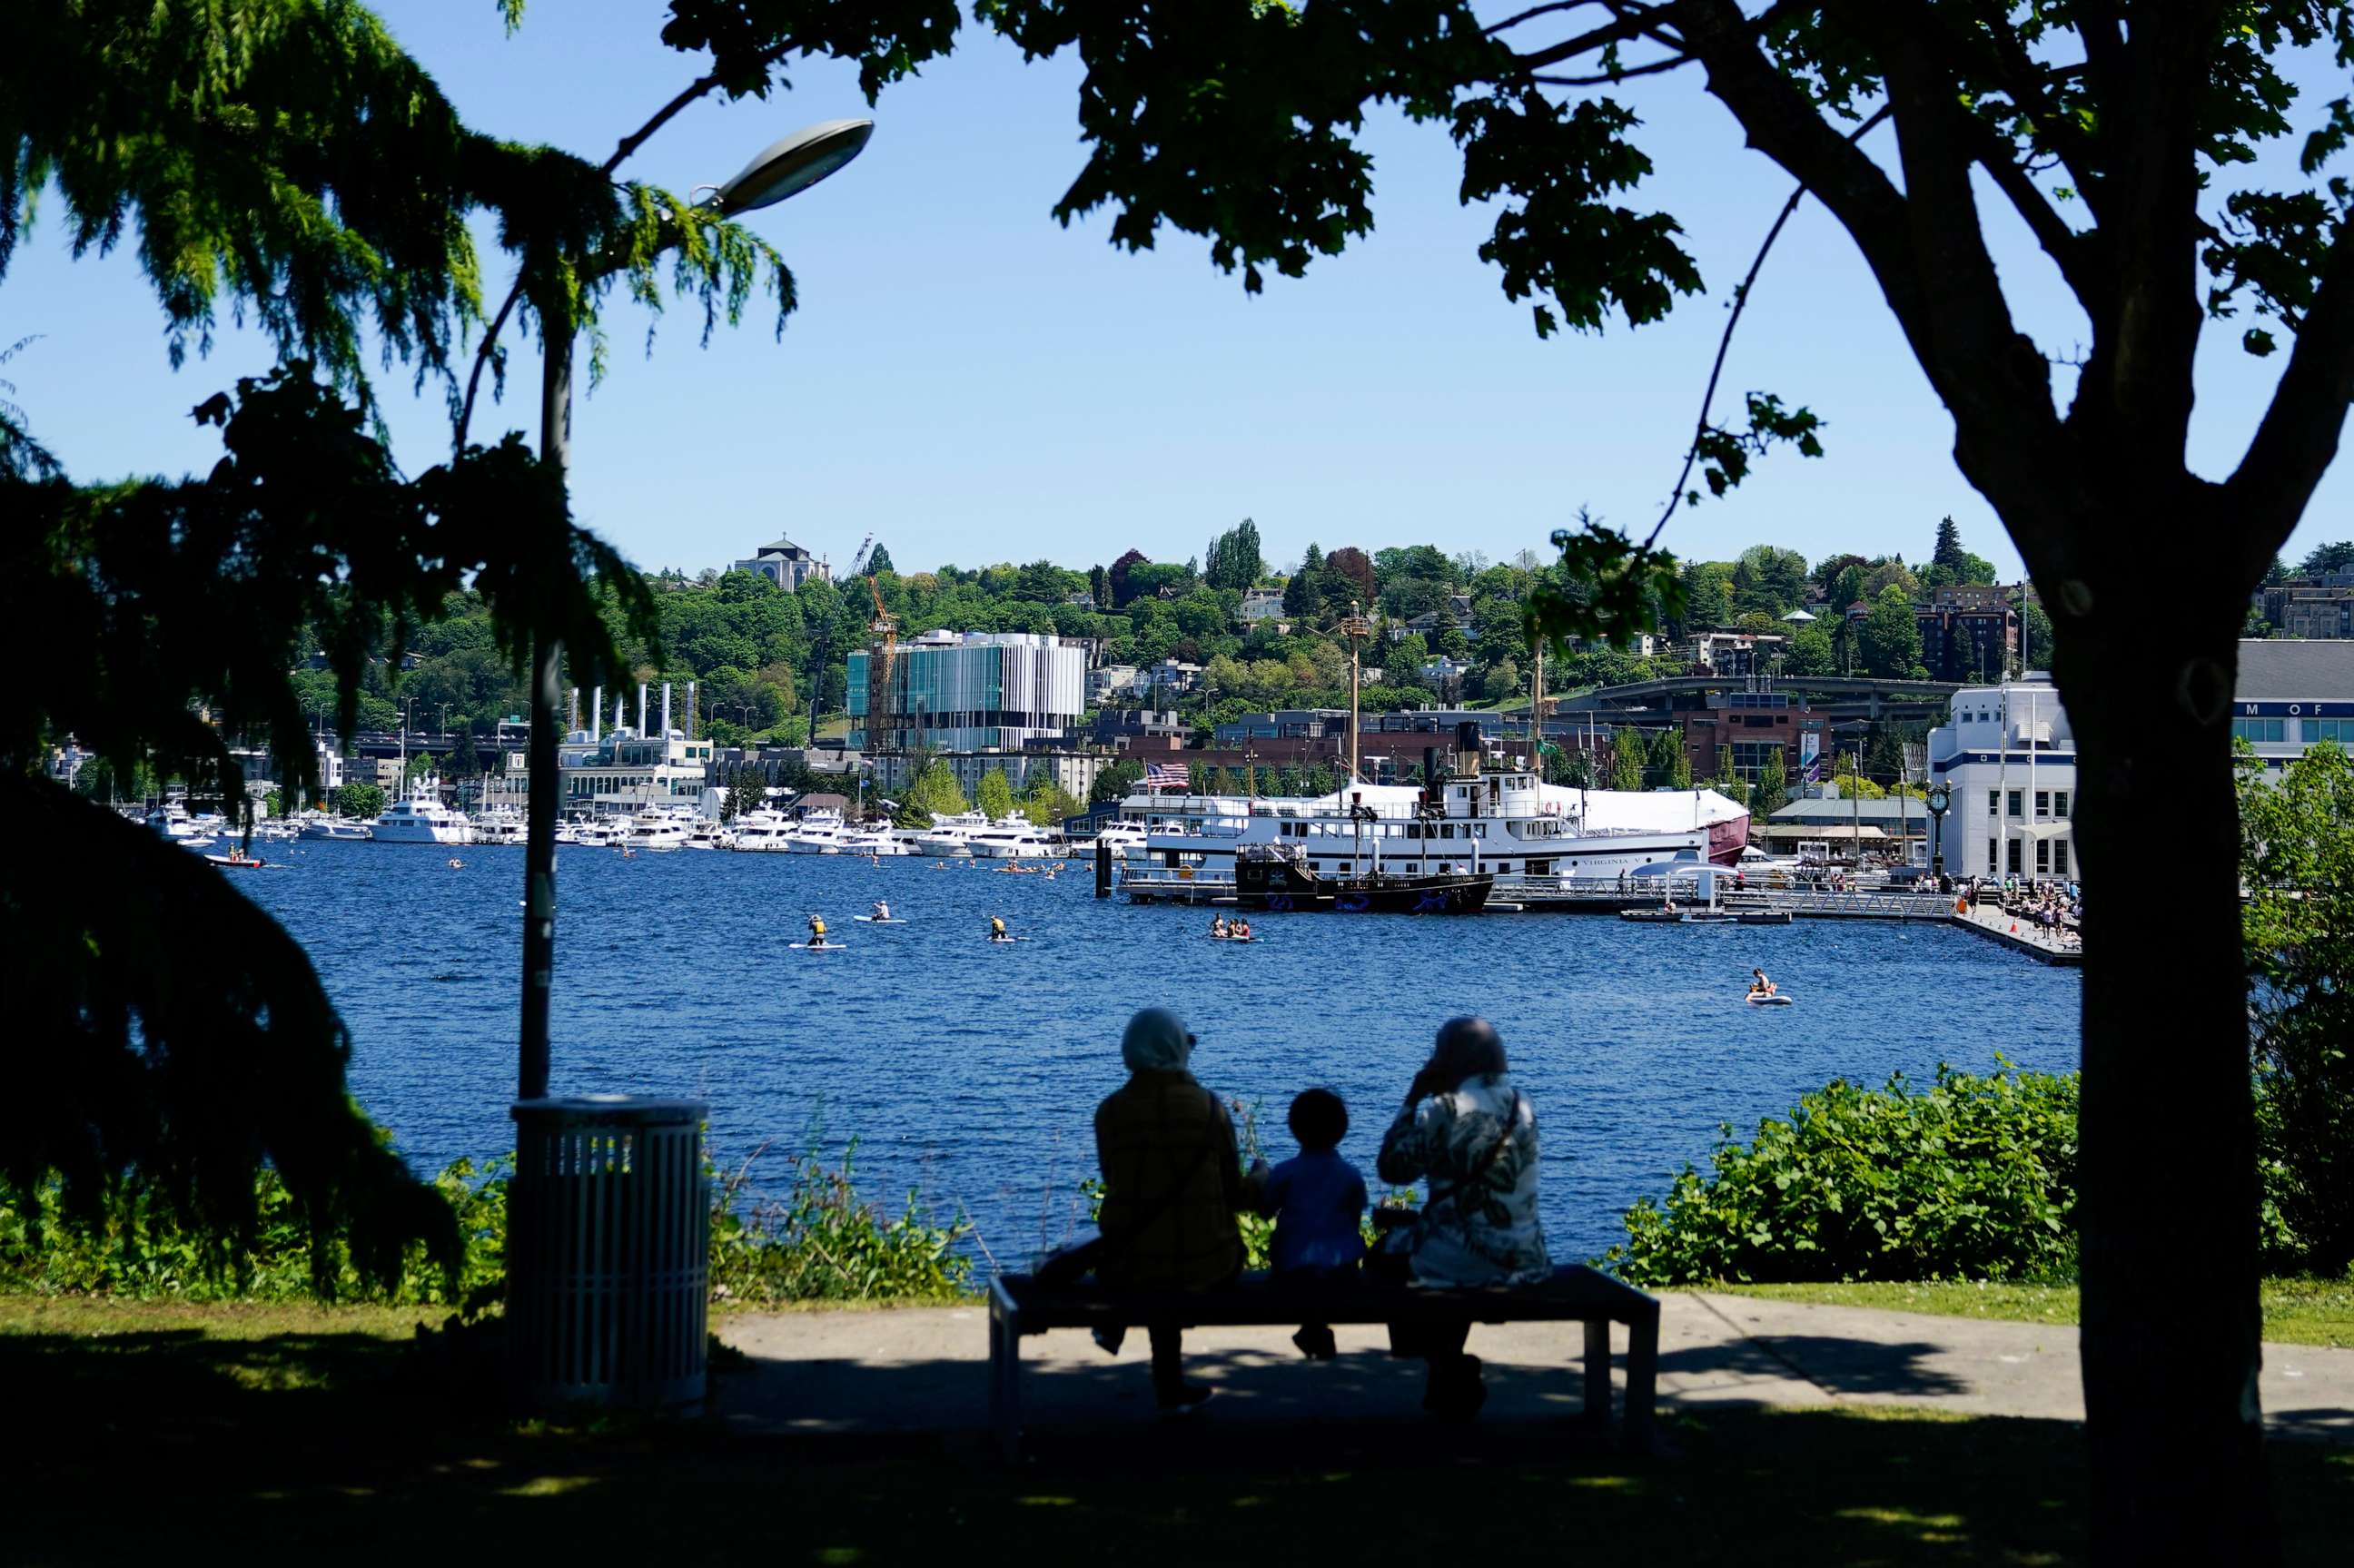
xmin=510 ymin=1094 xmax=708 ymax=1126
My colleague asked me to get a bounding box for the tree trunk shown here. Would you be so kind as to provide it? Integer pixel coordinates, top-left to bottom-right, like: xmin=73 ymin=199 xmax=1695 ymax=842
xmin=2062 ymin=608 xmax=2277 ymax=1564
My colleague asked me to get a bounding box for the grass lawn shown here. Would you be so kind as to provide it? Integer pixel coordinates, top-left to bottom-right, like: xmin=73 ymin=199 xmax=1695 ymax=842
xmin=1709 ymin=1277 xmax=2354 ymax=1349
xmin=5 ymin=1296 xmax=2349 ymax=1567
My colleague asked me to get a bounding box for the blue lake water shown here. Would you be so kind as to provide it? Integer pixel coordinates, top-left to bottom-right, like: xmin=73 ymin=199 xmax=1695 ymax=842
xmin=239 ymin=841 xmax=2082 ymax=1267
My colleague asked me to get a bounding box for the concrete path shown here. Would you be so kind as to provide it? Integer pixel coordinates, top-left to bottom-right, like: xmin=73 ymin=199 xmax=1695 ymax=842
xmin=713 ymin=1293 xmax=2350 ymax=1445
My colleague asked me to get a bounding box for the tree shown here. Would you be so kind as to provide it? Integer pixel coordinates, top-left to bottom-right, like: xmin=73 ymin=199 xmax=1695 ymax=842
xmin=1321 ymin=547 xmax=1376 ymax=607
xmin=1753 ymin=750 xmax=1788 ymax=823
xmin=1785 ymin=620 xmax=1837 ymax=676
xmin=336 ymin=782 xmax=387 ymax=821
xmin=975 ymin=767 xmax=1017 ymax=822
xmin=895 ymin=760 xmax=970 ymax=828
xmin=2237 ymin=741 xmax=2354 ymax=1274
xmin=1090 ymin=756 xmax=1144 ymax=805
xmin=1644 ymin=726 xmax=1683 ymax=789
xmin=724 ymin=776 xmax=765 ymax=823
xmin=1205 ymin=517 xmax=1264 ymax=589
xmin=1108 ymin=548 xmax=1151 ymax=608
xmin=2298 ymin=541 xmax=2354 ymax=577
xmin=1610 ymin=728 xmax=1646 ymax=793
xmin=1088 ymin=563 xmax=1110 ymax=609
xmin=1285 ymin=543 xmax=1327 ymax=618
xmin=1932 ymin=515 xmax=1969 ymax=576
xmin=1479 ymin=657 xmax=1521 ymax=704
xmin=1858 ymin=587 xmax=1926 ymax=681
xmin=865 ymin=544 xmax=894 ymax=575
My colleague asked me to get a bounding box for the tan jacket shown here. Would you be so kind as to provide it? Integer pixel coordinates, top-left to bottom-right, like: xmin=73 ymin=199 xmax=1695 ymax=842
xmin=1093 ymin=1070 xmax=1249 ymax=1291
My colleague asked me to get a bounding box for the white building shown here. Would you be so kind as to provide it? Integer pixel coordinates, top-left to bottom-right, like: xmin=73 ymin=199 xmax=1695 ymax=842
xmin=486 ymin=681 xmax=717 ymax=816
xmin=731 ymin=537 xmax=831 ymax=592
xmin=846 ymin=630 xmax=1086 ymax=753
xmin=1926 ymin=672 xmax=2076 ymax=883
xmin=1088 ymin=665 xmax=1140 ymax=705
xmin=1922 ymin=640 xmax=2354 ymax=883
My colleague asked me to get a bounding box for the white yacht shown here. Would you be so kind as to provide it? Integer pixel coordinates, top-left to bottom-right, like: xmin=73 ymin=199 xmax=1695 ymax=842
xmin=684 ymin=820 xmax=736 ymax=851
xmin=371 ymin=795 xmax=471 ymax=845
xmin=470 ymin=805 xmax=528 ymax=845
xmin=839 ymin=825 xmax=910 ymax=857
xmin=1112 ymin=741 xmax=1749 ymax=888
xmin=786 ymin=808 xmax=848 ymax=854
xmin=570 ymin=818 xmax=625 ymax=849
xmin=624 ymin=812 xmax=692 ymax=851
xmin=728 ymin=810 xmax=796 ymax=852
xmin=966 ymin=815 xmax=1056 ymax=859
xmin=1078 ymin=821 xmax=1147 ymax=860
xmin=299 ymin=817 xmax=372 ymax=841
xmin=908 ymin=809 xmax=989 ymax=857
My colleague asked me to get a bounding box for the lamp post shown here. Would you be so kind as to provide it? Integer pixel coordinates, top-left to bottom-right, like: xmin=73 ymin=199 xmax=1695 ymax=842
xmin=519 ymin=118 xmax=873 ymax=1100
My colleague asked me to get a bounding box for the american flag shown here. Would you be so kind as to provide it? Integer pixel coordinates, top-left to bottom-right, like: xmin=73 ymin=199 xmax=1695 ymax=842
xmin=1145 ymin=762 xmax=1190 ymax=793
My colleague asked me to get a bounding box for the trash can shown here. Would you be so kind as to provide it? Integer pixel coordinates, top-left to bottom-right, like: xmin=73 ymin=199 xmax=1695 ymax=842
xmin=507 ymin=1095 xmax=709 ymax=1412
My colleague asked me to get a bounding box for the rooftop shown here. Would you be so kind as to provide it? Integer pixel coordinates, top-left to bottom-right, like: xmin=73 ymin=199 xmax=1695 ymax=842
xmin=2235 ymin=638 xmax=2354 ymax=698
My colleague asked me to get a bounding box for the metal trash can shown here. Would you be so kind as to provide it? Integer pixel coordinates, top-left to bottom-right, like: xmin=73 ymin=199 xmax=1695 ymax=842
xmin=508 ymin=1095 xmax=709 ymax=1412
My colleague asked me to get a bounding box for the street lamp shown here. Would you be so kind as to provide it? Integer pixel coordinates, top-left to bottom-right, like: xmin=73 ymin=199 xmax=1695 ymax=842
xmin=519 ymin=119 xmax=873 ymax=1101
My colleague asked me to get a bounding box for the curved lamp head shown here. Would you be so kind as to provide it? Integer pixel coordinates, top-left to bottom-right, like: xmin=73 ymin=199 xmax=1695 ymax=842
xmin=712 ymin=118 xmax=875 ymax=214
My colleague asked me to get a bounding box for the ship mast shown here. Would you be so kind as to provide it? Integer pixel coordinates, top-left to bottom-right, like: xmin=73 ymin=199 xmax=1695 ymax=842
xmin=1340 ymin=599 xmax=1372 ymax=785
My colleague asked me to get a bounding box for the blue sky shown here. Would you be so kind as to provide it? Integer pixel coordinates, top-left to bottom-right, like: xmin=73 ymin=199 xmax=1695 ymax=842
xmin=9 ymin=2 xmax=2349 ymax=582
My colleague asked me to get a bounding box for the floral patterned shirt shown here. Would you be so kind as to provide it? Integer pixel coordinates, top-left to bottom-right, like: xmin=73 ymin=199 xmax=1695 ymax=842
xmin=1377 ymin=1072 xmax=1549 ymax=1286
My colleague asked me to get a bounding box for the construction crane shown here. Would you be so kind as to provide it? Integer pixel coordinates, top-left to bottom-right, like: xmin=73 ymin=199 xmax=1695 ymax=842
xmin=866 ymin=572 xmax=898 ymax=749
xmin=846 ymin=533 xmax=876 ymax=581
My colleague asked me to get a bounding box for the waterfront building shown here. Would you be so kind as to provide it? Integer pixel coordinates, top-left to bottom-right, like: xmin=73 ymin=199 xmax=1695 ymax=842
xmin=846 ymin=630 xmax=1086 ymax=752
xmin=2228 ymin=637 xmax=2354 ymax=771
xmin=1678 ymin=691 xmax=1832 ymax=784
xmin=1925 ymin=671 xmax=2074 ymax=882
xmin=1764 ymin=788 xmax=1928 ymax=860
xmin=731 ymin=536 xmax=831 ymax=591
xmin=866 ymin=747 xmax=1112 ymax=804
xmin=488 ymin=683 xmax=717 ymax=817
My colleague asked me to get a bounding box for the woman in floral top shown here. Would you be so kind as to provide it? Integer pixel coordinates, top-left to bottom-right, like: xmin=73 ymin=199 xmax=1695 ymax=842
xmin=1377 ymin=1015 xmax=1549 ymax=1416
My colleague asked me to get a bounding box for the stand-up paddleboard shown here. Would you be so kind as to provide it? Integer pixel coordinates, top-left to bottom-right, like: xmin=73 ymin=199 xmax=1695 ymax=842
xmin=1208 ymin=935 xmax=1260 ymax=943
xmin=855 ymin=916 xmax=910 ymax=924
xmin=789 ymin=942 xmax=847 ymax=952
xmin=987 ymin=935 xmax=1032 ymax=943
xmin=1746 ymin=991 xmax=1793 ymax=1005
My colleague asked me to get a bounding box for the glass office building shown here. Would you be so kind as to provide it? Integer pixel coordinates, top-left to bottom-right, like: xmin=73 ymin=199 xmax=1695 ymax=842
xmin=847 ymin=631 xmax=1086 ymax=752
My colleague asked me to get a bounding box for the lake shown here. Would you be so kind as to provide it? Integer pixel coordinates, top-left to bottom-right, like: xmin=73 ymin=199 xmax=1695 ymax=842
xmin=239 ymin=840 xmax=2082 ymax=1267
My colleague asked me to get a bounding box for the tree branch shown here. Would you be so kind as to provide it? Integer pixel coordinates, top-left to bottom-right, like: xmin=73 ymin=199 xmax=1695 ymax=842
xmin=1648 ymin=105 xmax=1892 ymax=547
xmin=1534 ymin=54 xmax=1696 ymax=86
xmin=2222 ymin=221 xmax=2354 ymax=571
xmin=1514 ymin=5 xmax=1675 ymax=72
xmin=1957 ymin=0 xmax=2105 ymax=220
xmin=1960 ymin=113 xmax=2105 ymax=315
xmin=450 ymin=42 xmax=798 ymax=455
xmin=1487 ymin=2 xmax=1611 ymax=38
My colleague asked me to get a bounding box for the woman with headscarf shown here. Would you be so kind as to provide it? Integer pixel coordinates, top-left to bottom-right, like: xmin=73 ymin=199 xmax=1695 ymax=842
xmin=1093 ymin=1006 xmax=1262 ymax=1412
xmin=1376 ymin=1015 xmax=1549 ymax=1417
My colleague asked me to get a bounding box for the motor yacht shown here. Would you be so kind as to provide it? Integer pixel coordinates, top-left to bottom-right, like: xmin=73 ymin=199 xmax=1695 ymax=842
xmin=683 ymin=820 xmax=736 ymax=850
xmin=371 ymin=795 xmax=472 ymax=845
xmin=728 ymin=810 xmax=796 ymax=852
xmin=624 ymin=812 xmax=693 ymax=851
xmin=965 ymin=816 xmax=1057 ymax=859
xmin=786 ymin=808 xmax=848 ymax=854
xmin=839 ymin=825 xmax=910 ymax=857
xmin=469 ymin=805 xmax=527 ymax=845
xmin=908 ymin=809 xmax=988 ymax=857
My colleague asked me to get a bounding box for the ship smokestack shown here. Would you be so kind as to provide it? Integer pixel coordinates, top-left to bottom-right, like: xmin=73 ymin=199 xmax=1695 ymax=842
xmin=591 ymin=685 xmax=602 ymax=742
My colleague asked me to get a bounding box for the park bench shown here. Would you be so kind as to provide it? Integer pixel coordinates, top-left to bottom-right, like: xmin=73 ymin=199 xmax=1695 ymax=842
xmin=987 ymin=1263 xmax=1659 ymax=1459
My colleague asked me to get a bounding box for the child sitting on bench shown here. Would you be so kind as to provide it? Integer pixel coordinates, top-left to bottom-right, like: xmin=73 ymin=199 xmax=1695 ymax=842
xmin=1257 ymin=1088 xmax=1368 ymax=1360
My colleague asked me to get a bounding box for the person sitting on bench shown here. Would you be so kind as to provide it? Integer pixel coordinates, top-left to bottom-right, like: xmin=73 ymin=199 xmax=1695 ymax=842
xmin=1376 ymin=1016 xmax=1550 ymax=1419
xmin=1092 ymin=1006 xmax=1266 ymax=1413
xmin=1253 ymin=1089 xmax=1367 ymax=1361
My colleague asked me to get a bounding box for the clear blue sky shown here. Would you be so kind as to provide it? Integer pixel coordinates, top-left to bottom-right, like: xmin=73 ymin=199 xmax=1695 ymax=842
xmin=9 ymin=2 xmax=2349 ymax=582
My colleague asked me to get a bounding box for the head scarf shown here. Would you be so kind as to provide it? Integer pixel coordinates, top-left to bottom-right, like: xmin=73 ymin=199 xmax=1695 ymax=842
xmin=1122 ymin=1006 xmax=1195 ymax=1074
xmin=1427 ymin=1015 xmax=1507 ymax=1090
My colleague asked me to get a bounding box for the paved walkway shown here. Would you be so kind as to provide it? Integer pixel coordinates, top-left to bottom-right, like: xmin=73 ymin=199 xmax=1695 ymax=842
xmin=714 ymin=1293 xmax=2349 ymax=1444
xmin=1953 ymin=902 xmax=2083 ymax=964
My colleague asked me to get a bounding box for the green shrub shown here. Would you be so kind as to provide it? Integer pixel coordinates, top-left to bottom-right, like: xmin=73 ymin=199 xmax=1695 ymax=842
xmin=1603 ymin=1060 xmax=2081 ymax=1287
xmin=2 ymin=1142 xmax=972 ymax=1308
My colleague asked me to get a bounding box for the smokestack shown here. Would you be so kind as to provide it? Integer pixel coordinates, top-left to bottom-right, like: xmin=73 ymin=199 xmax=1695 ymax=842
xmin=616 ymin=691 xmax=627 ymax=736
xmin=661 ymin=682 xmax=673 ymax=740
xmin=687 ymin=681 xmax=697 ymax=741
xmin=568 ymin=687 xmax=579 ymax=731
xmin=591 ymin=685 xmax=602 ymax=742
xmin=638 ymin=682 xmax=648 ymax=736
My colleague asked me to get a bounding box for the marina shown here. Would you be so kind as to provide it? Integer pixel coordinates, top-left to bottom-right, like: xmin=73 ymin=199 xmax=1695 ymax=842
xmin=231 ymin=839 xmax=2082 ymax=1267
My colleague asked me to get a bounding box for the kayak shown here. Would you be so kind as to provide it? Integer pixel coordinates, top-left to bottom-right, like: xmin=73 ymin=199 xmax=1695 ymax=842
xmin=855 ymin=916 xmax=910 ymax=924
xmin=1208 ymin=935 xmax=1260 ymax=943
xmin=1746 ymin=992 xmax=1794 ymax=1006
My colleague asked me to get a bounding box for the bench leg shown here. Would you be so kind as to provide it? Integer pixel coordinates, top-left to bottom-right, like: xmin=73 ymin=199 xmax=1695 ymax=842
xmin=1623 ymin=1307 xmax=1659 ymax=1455
xmin=1583 ymin=1317 xmax=1613 ymax=1430
xmin=989 ymin=1311 xmax=1023 ymax=1463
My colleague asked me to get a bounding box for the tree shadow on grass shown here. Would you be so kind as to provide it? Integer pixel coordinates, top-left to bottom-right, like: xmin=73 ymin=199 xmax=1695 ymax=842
xmin=6 ymin=1326 xmax=2349 ymax=1568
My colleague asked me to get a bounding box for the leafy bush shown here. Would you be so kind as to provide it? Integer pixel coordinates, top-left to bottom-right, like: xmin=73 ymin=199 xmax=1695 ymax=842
xmin=2 ymin=1142 xmax=972 ymax=1308
xmin=1604 ymin=1060 xmax=2080 ymax=1287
